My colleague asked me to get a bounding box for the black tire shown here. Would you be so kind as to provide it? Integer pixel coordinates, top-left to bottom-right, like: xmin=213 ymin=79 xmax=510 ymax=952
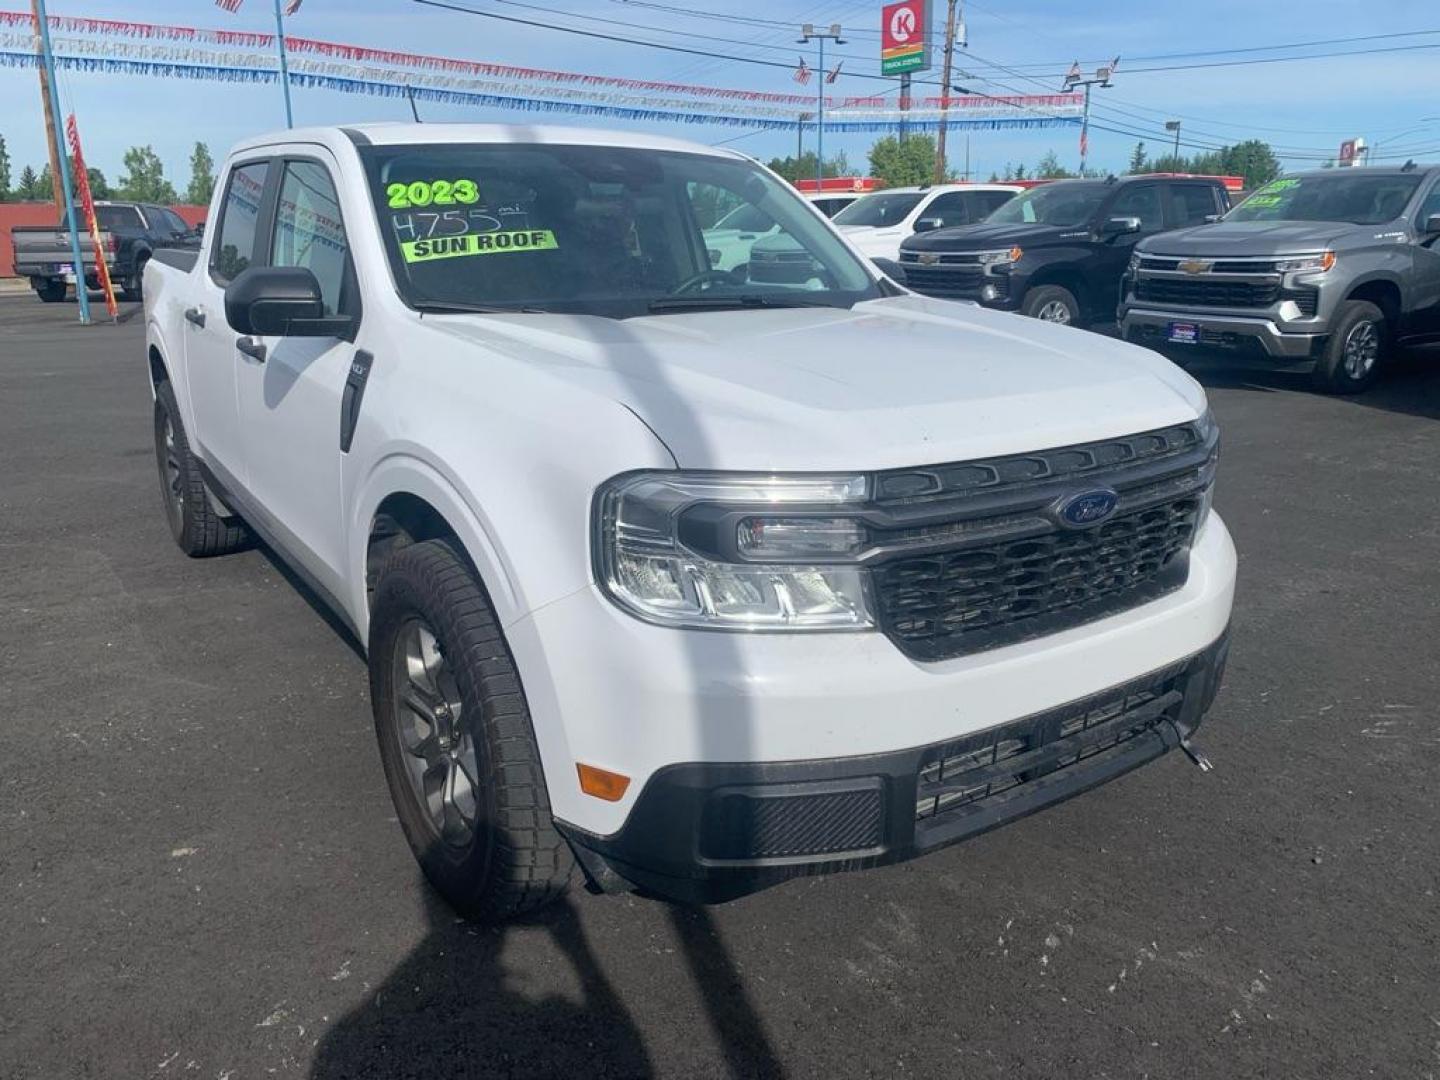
xmin=152 ymin=381 xmax=249 ymax=556
xmin=121 ymin=255 xmax=147 ymax=302
xmin=1021 ymin=284 xmax=1081 ymax=326
xmin=1313 ymin=299 xmax=1386 ymax=394
xmin=36 ymin=281 xmax=67 ymax=303
xmin=369 ymin=539 xmax=573 ymax=921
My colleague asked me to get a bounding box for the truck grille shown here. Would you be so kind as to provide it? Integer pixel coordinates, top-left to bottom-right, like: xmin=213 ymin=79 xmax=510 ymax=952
xmin=914 ymin=659 xmax=1189 ymax=830
xmin=867 ymin=424 xmax=1214 ymax=661
xmin=1135 ymin=278 xmax=1279 ymax=309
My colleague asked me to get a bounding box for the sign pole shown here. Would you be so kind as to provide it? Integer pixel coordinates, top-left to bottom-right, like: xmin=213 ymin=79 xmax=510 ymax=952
xmin=33 ymin=0 xmax=90 ymax=324
xmin=933 ymin=0 xmax=957 ymax=183
xmin=65 ymin=114 xmax=118 ymax=322
xmin=273 ymin=0 xmax=294 ymax=128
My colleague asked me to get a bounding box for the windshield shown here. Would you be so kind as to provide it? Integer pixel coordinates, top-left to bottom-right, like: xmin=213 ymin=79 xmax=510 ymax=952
xmin=1228 ymin=174 xmax=1423 ymax=225
xmin=709 ymin=203 xmax=774 ymax=233
xmin=833 ymin=192 xmax=923 ymax=228
xmin=362 ymin=144 xmax=880 ymax=318
xmin=987 ymin=184 xmax=1108 ymax=227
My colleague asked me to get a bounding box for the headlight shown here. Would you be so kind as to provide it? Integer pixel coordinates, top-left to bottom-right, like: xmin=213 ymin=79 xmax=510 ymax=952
xmin=976 ymin=246 xmax=1022 ymax=265
xmin=1275 ymin=251 xmax=1335 ymax=273
xmin=1128 ymin=251 xmax=1142 ymax=272
xmin=595 ymin=472 xmax=874 ymax=630
xmin=1196 ymin=407 xmax=1219 ymax=526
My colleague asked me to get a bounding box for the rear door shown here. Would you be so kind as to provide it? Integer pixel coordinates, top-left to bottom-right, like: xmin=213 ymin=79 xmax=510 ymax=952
xmin=1406 ymin=177 xmax=1440 ymax=342
xmin=235 ymin=150 xmax=359 ymax=596
xmin=1167 ymin=183 xmax=1224 ymax=230
xmin=185 ymin=158 xmax=272 ymax=490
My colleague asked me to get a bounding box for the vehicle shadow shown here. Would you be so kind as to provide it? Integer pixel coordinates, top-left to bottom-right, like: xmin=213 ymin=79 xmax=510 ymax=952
xmin=1179 ymin=345 xmax=1440 ymax=420
xmin=309 ymin=887 xmax=655 ymax=1080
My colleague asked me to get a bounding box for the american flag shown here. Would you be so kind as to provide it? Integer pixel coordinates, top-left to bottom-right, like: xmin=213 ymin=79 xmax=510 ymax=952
xmin=284 ymin=0 xmax=303 ymax=14
xmin=793 ymin=57 xmax=810 ymax=85
xmin=215 ymin=0 xmax=243 ymax=12
xmin=825 ymin=61 xmax=842 ymax=84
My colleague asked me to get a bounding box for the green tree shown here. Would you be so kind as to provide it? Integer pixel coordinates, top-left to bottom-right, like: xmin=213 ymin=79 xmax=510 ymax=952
xmin=37 ymin=157 xmax=110 ymax=202
xmin=867 ymin=134 xmax=942 ymax=187
xmin=0 ymin=135 xmax=11 ymax=201
xmin=187 ymin=141 xmax=216 ymax=205
xmin=1127 ymin=141 xmax=1148 ymax=174
xmin=118 ymin=145 xmax=177 ymax=203
xmin=1220 ymin=139 xmax=1282 ymax=188
xmin=765 ymin=149 xmax=850 ymax=185
xmin=16 ymin=164 xmax=40 ymax=201
xmin=1035 ymin=150 xmax=1076 ymax=180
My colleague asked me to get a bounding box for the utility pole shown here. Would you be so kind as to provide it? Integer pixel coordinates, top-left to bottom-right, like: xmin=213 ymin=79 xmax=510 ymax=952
xmin=273 ymin=0 xmax=294 ymax=128
xmin=798 ymin=24 xmax=845 ymax=191
xmin=1063 ymin=57 xmax=1118 ymax=176
xmin=32 ymin=0 xmax=90 ymax=324
xmin=898 ymin=72 xmax=911 ymax=142
xmin=933 ymin=0 xmax=960 ymax=184
xmin=29 ymin=0 xmax=63 ymax=217
xmin=1165 ymin=119 xmax=1181 ymax=167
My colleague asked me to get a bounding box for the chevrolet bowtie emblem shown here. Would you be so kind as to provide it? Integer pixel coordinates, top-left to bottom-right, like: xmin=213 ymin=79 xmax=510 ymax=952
xmin=1178 ymin=259 xmax=1213 ymax=275
xmin=918 ymin=252 xmax=940 ymax=265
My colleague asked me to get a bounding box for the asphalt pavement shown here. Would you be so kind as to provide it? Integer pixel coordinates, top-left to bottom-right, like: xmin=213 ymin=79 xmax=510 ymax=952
xmin=2 ymin=291 xmax=1439 ymax=1080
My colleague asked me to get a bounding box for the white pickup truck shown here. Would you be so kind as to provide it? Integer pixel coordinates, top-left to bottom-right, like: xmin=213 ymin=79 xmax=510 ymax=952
xmin=144 ymin=123 xmax=1236 ymax=919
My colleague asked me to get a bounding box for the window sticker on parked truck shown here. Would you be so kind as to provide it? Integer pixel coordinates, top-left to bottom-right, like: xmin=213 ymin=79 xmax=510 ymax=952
xmin=400 ymin=229 xmax=559 ymax=263
xmin=390 ymin=210 xmax=505 ymax=241
xmin=386 ymin=179 xmax=481 ymax=209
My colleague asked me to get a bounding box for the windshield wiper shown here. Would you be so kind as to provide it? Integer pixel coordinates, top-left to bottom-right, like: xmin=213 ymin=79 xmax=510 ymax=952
xmin=646 ymin=295 xmax=840 ymax=314
xmin=412 ymin=300 xmax=547 ymax=315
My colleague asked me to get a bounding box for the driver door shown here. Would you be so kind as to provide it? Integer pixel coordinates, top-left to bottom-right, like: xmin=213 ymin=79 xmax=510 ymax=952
xmin=235 ymin=152 xmax=359 ymax=599
xmin=1094 ymin=182 xmax=1166 ymax=306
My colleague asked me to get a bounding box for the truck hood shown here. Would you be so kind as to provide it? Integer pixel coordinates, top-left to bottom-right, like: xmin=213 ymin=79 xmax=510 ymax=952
xmin=902 ymin=222 xmax=1075 ymax=252
xmin=1140 ymin=219 xmax=1387 ymax=256
xmin=423 ymin=296 xmax=1205 ymax=472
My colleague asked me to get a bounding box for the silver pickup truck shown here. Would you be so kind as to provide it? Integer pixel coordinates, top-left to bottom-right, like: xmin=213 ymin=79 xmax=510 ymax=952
xmin=1119 ymin=166 xmax=1440 ymax=393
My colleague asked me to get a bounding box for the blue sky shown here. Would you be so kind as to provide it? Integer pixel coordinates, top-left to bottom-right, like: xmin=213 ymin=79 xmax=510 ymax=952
xmin=4 ymin=0 xmax=1440 ymax=193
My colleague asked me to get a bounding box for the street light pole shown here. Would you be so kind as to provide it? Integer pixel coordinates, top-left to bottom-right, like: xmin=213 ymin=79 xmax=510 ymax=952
xmin=1062 ymin=57 xmax=1118 ymax=176
xmin=798 ymin=23 xmax=845 ymax=191
xmin=1165 ymin=119 xmax=1181 ymax=167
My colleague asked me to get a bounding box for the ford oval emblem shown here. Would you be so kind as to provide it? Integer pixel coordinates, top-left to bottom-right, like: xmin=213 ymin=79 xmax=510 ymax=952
xmin=1057 ymin=488 xmax=1119 ymax=528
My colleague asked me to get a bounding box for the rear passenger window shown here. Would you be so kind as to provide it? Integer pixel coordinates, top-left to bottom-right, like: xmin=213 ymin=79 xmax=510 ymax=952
xmin=270 ymin=161 xmax=350 ymax=316
xmin=211 ymin=161 xmax=269 ymax=284
xmin=1170 ymin=185 xmax=1219 ymax=227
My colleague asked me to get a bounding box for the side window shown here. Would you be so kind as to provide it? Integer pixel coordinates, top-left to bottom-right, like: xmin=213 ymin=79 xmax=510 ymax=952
xmin=210 ymin=161 xmax=270 ymax=285
xmin=981 ymin=191 xmax=1016 ymax=217
xmin=271 ymin=160 xmax=350 ymax=316
xmin=1108 ymin=184 xmax=1165 ymax=232
xmin=1169 ymin=185 xmax=1219 ymax=227
xmin=1415 ymin=183 xmax=1440 ymax=227
xmin=922 ymin=192 xmax=974 ymax=228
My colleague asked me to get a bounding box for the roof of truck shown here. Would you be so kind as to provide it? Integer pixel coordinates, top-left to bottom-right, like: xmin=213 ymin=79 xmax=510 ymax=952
xmin=227 ymin=122 xmax=744 ymax=160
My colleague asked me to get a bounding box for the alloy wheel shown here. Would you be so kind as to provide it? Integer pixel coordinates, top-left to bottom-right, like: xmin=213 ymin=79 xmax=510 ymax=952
xmin=391 ymin=618 xmax=479 ymax=848
xmin=1036 ymin=300 xmax=1073 ymax=324
xmin=1342 ymin=320 xmax=1380 ymax=381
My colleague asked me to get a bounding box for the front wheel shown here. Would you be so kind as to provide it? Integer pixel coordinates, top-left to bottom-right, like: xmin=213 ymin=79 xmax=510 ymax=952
xmin=1021 ymin=284 xmax=1081 ymax=325
xmin=369 ymin=539 xmax=573 ymax=921
xmin=35 ymin=281 xmax=66 ymax=303
xmin=1313 ymin=299 xmax=1386 ymax=394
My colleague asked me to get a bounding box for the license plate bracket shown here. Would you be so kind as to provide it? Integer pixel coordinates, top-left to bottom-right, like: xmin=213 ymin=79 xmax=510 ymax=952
xmin=1166 ymin=321 xmax=1200 ymax=345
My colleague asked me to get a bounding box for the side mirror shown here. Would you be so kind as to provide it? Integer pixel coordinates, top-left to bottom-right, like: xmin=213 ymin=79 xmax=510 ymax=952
xmin=912 ymin=217 xmax=944 ymax=234
xmin=224 ymin=265 xmax=349 ymax=337
xmin=1425 ymin=213 xmax=1440 ymax=235
xmin=1203 ymin=213 xmax=1223 ymax=224
xmin=871 ymin=257 xmax=907 ymax=285
xmin=1104 ymin=215 xmax=1142 ymax=236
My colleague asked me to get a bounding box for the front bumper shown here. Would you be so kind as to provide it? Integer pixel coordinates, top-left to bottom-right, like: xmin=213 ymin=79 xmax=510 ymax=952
xmin=561 ymin=628 xmax=1230 ymax=903
xmin=1120 ymin=306 xmax=1325 ymax=360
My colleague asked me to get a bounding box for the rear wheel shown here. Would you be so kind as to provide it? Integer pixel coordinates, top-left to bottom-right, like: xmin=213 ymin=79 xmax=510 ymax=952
xmin=1313 ymin=299 xmax=1385 ymax=394
xmin=35 ymin=281 xmax=66 ymax=303
xmin=121 ymin=255 xmax=148 ymax=302
xmin=369 ymin=539 xmax=573 ymax=921
xmin=152 ymin=381 xmax=249 ymax=556
xmin=1021 ymin=284 xmax=1081 ymax=326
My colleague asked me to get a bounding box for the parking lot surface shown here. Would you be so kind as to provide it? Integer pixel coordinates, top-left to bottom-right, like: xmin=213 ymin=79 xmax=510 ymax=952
xmin=2 ymin=292 xmax=1439 ymax=1079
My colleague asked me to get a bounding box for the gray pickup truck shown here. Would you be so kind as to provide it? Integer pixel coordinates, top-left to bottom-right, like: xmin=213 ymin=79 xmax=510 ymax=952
xmin=11 ymin=201 xmax=199 ymax=303
xmin=1119 ymin=165 xmax=1440 ymax=393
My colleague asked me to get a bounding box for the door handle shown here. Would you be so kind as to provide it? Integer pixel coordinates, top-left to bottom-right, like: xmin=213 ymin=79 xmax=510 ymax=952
xmin=183 ymin=307 xmax=206 ymax=328
xmin=236 ymin=336 xmax=267 ymax=363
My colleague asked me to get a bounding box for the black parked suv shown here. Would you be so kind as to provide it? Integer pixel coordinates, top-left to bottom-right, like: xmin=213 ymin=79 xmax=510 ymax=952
xmin=896 ymin=175 xmax=1231 ymax=326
